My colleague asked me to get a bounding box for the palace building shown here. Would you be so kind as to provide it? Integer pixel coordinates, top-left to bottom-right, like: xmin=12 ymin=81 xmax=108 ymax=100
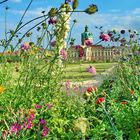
xmin=68 ymin=26 xmax=131 ymax=62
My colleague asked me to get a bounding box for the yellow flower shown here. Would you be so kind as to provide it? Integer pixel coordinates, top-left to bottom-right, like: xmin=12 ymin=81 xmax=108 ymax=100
xmin=73 ymin=117 xmax=88 ymax=135
xmin=84 ymin=92 xmax=92 ymax=97
xmin=45 ymin=51 xmax=52 ymax=57
xmin=0 ymin=86 xmax=5 ymax=93
xmin=7 ymin=50 xmax=12 ymax=54
xmin=29 ymin=50 xmax=35 ymax=55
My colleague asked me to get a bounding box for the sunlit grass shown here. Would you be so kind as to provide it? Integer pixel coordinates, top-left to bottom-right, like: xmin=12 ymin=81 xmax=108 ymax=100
xmin=63 ymin=62 xmax=117 ymax=82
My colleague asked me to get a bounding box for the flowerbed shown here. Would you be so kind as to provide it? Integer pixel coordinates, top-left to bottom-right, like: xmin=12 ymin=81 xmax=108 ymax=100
xmin=0 ymin=0 xmax=140 ymax=139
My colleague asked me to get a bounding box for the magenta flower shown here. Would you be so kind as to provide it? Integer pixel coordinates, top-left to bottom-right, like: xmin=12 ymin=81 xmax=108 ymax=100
xmin=21 ymin=43 xmax=30 ymax=51
xmin=27 ymin=121 xmax=33 ymax=129
xmin=84 ymin=39 xmax=93 ymax=46
xmin=40 ymin=119 xmax=46 ymax=125
xmin=10 ymin=123 xmax=21 ymax=134
xmin=48 ymin=17 xmax=57 ymax=25
xmin=24 ymin=121 xmax=33 ymax=129
xmin=30 ymin=113 xmax=35 ymax=119
xmin=86 ymin=66 xmax=96 ymax=75
xmin=28 ymin=113 xmax=35 ymax=121
xmin=99 ymin=33 xmax=110 ymax=42
xmin=35 ymin=104 xmax=42 ymax=109
xmin=42 ymin=127 xmax=49 ymax=137
xmin=60 ymin=48 xmax=67 ymax=60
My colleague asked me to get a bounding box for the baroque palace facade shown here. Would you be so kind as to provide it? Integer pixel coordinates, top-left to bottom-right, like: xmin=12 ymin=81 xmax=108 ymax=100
xmin=68 ymin=26 xmax=131 ymax=62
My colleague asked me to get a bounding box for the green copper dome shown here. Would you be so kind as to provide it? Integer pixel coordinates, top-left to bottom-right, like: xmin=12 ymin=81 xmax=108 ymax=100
xmin=81 ymin=25 xmax=93 ymax=45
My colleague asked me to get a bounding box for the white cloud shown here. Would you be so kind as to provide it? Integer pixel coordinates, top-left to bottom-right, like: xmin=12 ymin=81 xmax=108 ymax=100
xmin=10 ymin=0 xmax=22 ymax=3
xmin=72 ymin=8 xmax=140 ymax=30
xmin=71 ymin=8 xmax=140 ymax=44
xmin=132 ymin=8 xmax=140 ymax=14
xmin=11 ymin=7 xmax=51 ymax=17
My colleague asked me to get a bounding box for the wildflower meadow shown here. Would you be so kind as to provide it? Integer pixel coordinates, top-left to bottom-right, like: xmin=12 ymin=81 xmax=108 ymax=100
xmin=0 ymin=0 xmax=140 ymax=139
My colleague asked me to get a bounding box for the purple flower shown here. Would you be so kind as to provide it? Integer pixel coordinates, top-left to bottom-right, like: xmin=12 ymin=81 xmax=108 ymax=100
xmin=40 ymin=119 xmax=46 ymax=125
xmin=48 ymin=17 xmax=57 ymax=25
xmin=35 ymin=104 xmax=42 ymax=109
xmin=50 ymin=40 xmax=56 ymax=47
xmin=21 ymin=43 xmax=30 ymax=51
xmin=10 ymin=123 xmax=21 ymax=134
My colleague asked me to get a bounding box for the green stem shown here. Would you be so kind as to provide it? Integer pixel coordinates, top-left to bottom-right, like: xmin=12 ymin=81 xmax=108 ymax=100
xmin=2 ymin=0 xmax=34 ymax=54
xmin=102 ymin=107 xmax=120 ymax=139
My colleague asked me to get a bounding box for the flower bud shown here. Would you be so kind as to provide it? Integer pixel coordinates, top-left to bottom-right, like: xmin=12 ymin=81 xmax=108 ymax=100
xmin=85 ymin=4 xmax=98 ymax=15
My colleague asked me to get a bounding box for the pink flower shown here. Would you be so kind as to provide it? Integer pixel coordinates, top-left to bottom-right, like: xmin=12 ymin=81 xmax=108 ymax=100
xmin=35 ymin=104 xmax=42 ymax=109
xmin=24 ymin=121 xmax=33 ymax=129
xmin=99 ymin=33 xmax=110 ymax=42
xmin=10 ymin=123 xmax=21 ymax=134
xmin=60 ymin=48 xmax=67 ymax=60
xmin=73 ymin=84 xmax=79 ymax=92
xmin=65 ymin=80 xmax=71 ymax=90
xmin=30 ymin=113 xmax=35 ymax=119
xmin=27 ymin=121 xmax=33 ymax=129
xmin=46 ymin=103 xmax=53 ymax=109
xmin=86 ymin=66 xmax=96 ymax=75
xmin=42 ymin=127 xmax=49 ymax=137
xmin=84 ymin=39 xmax=93 ymax=46
xmin=21 ymin=43 xmax=30 ymax=50
xmin=48 ymin=17 xmax=57 ymax=25
xmin=81 ymin=87 xmax=86 ymax=93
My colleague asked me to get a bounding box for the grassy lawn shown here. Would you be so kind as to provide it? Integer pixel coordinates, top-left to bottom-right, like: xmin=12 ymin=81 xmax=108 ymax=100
xmin=63 ymin=62 xmax=117 ymax=82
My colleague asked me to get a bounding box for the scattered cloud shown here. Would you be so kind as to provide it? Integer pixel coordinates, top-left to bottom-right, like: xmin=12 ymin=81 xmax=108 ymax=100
xmin=10 ymin=7 xmax=51 ymax=17
xmin=72 ymin=8 xmax=140 ymax=30
xmin=132 ymin=8 xmax=140 ymax=14
xmin=71 ymin=8 xmax=140 ymax=44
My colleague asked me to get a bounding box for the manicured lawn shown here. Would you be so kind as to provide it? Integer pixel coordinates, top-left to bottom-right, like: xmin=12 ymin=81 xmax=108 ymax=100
xmin=63 ymin=62 xmax=117 ymax=82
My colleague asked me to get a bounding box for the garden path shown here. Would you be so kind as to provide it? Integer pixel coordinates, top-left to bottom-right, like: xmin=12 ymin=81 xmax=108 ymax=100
xmin=63 ymin=66 xmax=115 ymax=88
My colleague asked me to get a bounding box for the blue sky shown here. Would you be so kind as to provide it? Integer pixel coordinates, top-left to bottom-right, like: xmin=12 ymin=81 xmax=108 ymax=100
xmin=0 ymin=0 xmax=140 ymax=46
